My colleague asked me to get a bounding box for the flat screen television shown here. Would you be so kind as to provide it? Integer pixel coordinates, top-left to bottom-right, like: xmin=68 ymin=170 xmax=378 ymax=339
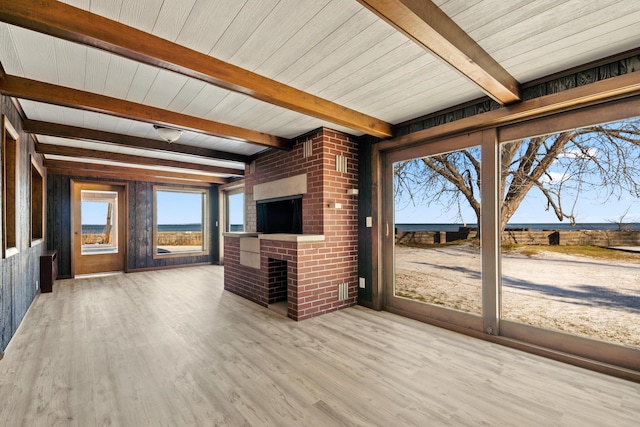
xmin=256 ymin=195 xmax=303 ymax=234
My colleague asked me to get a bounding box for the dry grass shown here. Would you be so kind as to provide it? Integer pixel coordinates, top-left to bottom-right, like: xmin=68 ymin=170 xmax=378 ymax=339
xmin=400 ymin=240 xmax=640 ymax=262
xmin=502 ymin=243 xmax=640 ymax=262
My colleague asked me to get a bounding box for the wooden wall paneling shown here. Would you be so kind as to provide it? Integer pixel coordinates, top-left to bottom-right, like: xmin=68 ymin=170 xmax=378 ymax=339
xmin=130 ymin=180 xmax=147 ymax=270
xmin=127 ymin=181 xmax=138 ymax=269
xmin=125 ymin=182 xmax=133 ymax=270
xmin=126 ymin=181 xmax=137 ymax=270
xmin=143 ymin=182 xmax=154 ymax=268
xmin=357 ymin=135 xmax=375 ymax=305
xmin=61 ymin=174 xmax=71 ymax=277
xmin=0 ymin=260 xmax=9 ymax=350
xmin=46 ymin=174 xmax=71 ymax=277
xmin=0 ymin=93 xmax=42 ymax=353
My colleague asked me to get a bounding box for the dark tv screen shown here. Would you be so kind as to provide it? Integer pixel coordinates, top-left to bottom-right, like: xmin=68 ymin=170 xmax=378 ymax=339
xmin=256 ymin=195 xmax=302 ymax=234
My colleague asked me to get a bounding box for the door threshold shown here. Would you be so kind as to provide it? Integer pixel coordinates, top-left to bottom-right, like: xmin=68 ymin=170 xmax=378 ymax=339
xmin=74 ymin=271 xmax=124 ymax=279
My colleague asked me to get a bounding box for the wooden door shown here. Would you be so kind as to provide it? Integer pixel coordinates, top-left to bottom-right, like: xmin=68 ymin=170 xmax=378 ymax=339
xmin=72 ymin=181 xmax=127 ymax=276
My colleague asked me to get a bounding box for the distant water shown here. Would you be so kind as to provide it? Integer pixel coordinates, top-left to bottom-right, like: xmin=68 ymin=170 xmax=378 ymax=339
xmin=82 ymin=223 xmax=202 ymax=233
xmin=395 ymin=223 xmax=640 ymax=232
xmin=84 ymin=223 xmax=640 ymax=233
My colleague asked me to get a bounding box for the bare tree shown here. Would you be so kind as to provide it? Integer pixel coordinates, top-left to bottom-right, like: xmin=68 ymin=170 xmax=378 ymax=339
xmin=394 ymin=119 xmax=640 ymax=233
xmin=606 ymin=205 xmax=637 ymax=231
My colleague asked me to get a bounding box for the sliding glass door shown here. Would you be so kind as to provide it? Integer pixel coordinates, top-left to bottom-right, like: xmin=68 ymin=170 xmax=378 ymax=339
xmin=499 ymin=118 xmax=640 ymax=355
xmin=383 ymin=132 xmax=493 ymax=331
xmin=381 ymin=105 xmax=640 ymax=372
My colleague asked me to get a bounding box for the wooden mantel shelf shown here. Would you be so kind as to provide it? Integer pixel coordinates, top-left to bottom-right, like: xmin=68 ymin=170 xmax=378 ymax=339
xmin=222 ymin=232 xmax=325 ymax=243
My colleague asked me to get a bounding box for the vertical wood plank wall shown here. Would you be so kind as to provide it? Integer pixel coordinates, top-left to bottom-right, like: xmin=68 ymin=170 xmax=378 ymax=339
xmin=357 ymin=135 xmax=375 ymax=306
xmin=46 ymin=177 xmax=220 ymax=277
xmin=0 ymin=94 xmax=44 ymax=354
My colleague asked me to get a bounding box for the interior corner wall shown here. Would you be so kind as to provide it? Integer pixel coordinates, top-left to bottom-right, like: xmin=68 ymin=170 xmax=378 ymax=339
xmin=46 ymin=177 xmax=219 ymax=277
xmin=0 ymin=94 xmax=45 ymax=354
xmin=357 ymin=135 xmax=376 ymax=307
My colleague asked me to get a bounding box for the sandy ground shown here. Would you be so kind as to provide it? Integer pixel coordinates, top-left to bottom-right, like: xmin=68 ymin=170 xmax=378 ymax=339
xmin=395 ymin=243 xmax=640 ymax=348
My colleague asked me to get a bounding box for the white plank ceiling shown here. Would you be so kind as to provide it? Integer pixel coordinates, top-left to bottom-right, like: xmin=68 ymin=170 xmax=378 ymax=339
xmin=1 ymin=0 xmax=640 ymax=179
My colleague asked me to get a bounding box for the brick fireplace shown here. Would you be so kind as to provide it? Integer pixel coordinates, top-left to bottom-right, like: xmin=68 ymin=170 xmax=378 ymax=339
xmin=223 ymin=128 xmax=358 ymax=320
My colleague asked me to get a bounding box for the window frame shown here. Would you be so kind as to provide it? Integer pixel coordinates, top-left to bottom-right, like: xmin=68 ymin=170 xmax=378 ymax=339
xmin=496 ymin=101 xmax=640 ymax=372
xmin=80 ymin=190 xmax=119 ymax=255
xmin=224 ymin=186 xmax=245 ymax=233
xmin=30 ymin=156 xmax=44 ymax=246
xmin=382 ymin=131 xmax=496 ymax=333
xmin=153 ymin=186 xmax=209 ymax=259
xmin=377 ymin=96 xmax=640 ymax=376
xmin=2 ymin=116 xmax=19 ymax=258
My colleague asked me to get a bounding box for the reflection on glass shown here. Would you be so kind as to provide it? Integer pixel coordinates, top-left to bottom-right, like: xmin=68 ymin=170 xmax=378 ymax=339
xmin=500 ymin=118 xmax=640 ymax=348
xmin=228 ymin=192 xmax=244 ymax=232
xmin=394 ymin=146 xmax=482 ymax=314
xmin=156 ymin=190 xmax=206 ymax=254
xmin=81 ymin=190 xmax=118 ymax=254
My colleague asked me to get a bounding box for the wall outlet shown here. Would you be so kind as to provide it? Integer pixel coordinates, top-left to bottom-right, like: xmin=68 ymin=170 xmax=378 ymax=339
xmin=365 ymin=217 xmax=372 ymax=227
xmin=35 ymin=280 xmax=39 ymax=290
xmin=359 ymin=277 xmax=366 ymax=288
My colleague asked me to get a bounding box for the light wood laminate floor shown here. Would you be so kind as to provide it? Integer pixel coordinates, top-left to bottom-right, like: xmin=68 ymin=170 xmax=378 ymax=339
xmin=0 ymin=265 xmax=638 ymax=426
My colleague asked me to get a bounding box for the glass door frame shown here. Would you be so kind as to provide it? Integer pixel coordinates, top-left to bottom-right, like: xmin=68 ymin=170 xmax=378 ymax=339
xmin=71 ymin=180 xmax=127 ymax=276
xmin=381 ymin=130 xmax=500 ymax=334
xmin=378 ymin=96 xmax=640 ymax=376
xmin=80 ymin=189 xmax=119 ymax=255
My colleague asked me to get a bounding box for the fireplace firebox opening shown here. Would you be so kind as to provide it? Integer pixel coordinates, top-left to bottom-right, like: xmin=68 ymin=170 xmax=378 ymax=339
xmin=256 ymin=195 xmax=302 ymax=234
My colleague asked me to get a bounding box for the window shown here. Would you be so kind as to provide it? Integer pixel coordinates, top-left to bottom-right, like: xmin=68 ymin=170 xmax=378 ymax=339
xmin=221 ymin=184 xmax=244 ymax=233
xmin=154 ymin=187 xmax=208 ymax=257
xmin=228 ymin=191 xmax=244 ymax=232
xmin=381 ymin=103 xmax=640 ymax=373
xmin=2 ymin=116 xmax=19 ymax=257
xmin=81 ymin=190 xmax=118 ymax=254
xmin=500 ymin=117 xmax=640 ymax=350
xmin=393 ymin=145 xmax=482 ymax=315
xmin=31 ymin=157 xmax=44 ymax=243
xmin=383 ymin=134 xmax=486 ymax=331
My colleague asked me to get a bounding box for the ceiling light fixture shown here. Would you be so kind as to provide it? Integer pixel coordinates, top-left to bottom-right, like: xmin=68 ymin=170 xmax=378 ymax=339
xmin=153 ymin=125 xmax=183 ymax=143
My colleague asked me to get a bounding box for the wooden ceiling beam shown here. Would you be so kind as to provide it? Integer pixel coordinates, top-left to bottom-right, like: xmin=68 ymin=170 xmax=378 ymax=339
xmin=0 ymin=75 xmax=287 ymax=150
xmin=23 ymin=120 xmax=250 ymax=164
xmin=44 ymin=159 xmax=224 ymax=186
xmin=0 ymin=0 xmax=393 ymax=138
xmin=35 ymin=143 xmax=243 ymax=177
xmin=357 ymin=0 xmax=521 ymax=104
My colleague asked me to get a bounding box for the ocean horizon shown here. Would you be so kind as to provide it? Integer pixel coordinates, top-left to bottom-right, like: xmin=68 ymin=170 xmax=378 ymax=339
xmin=83 ymin=222 xmax=640 ymax=233
xmin=395 ymin=222 xmax=640 ymax=232
xmin=82 ymin=223 xmax=203 ymax=233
